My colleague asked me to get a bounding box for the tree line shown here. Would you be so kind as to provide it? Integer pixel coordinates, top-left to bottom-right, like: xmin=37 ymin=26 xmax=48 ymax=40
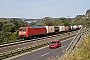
xmin=40 ymin=16 xmax=90 ymax=27
xmin=0 ymin=18 xmax=26 ymax=44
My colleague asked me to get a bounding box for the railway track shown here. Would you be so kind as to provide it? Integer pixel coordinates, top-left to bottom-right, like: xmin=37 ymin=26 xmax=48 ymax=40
xmin=0 ymin=31 xmax=78 ymax=54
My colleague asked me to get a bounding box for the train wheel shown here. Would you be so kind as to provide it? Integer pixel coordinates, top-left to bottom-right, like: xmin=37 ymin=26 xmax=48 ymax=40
xmin=29 ymin=36 xmax=32 ymax=40
xmin=44 ymin=34 xmax=47 ymax=37
xmin=24 ymin=37 xmax=27 ymax=40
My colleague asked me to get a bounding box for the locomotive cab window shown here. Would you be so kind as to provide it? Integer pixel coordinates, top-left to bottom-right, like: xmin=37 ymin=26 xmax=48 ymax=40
xmin=19 ymin=28 xmax=26 ymax=31
xmin=50 ymin=41 xmax=57 ymax=44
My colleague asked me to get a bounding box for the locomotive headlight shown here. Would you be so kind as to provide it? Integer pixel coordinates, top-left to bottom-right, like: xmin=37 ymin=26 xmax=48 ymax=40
xmin=24 ymin=32 xmax=26 ymax=33
xmin=19 ymin=32 xmax=21 ymax=34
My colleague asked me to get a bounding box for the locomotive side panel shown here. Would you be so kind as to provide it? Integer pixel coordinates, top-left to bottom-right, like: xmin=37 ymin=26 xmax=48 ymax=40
xmin=28 ymin=26 xmax=47 ymax=35
xmin=19 ymin=26 xmax=47 ymax=38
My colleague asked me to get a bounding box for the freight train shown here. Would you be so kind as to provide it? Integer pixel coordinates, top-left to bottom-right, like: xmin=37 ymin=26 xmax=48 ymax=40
xmin=19 ymin=25 xmax=83 ymax=39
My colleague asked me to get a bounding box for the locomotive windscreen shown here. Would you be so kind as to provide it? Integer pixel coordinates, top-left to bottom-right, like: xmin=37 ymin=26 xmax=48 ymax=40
xmin=19 ymin=28 xmax=26 ymax=31
xmin=30 ymin=26 xmax=44 ymax=28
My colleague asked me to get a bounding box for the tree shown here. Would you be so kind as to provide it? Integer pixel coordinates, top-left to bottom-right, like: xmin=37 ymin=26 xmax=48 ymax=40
xmin=52 ymin=19 xmax=64 ymax=26
xmin=40 ymin=17 xmax=53 ymax=26
xmin=0 ymin=18 xmax=27 ymax=43
xmin=59 ymin=18 xmax=71 ymax=26
xmin=10 ymin=19 xmax=26 ymax=31
xmin=2 ymin=23 xmax=15 ymax=32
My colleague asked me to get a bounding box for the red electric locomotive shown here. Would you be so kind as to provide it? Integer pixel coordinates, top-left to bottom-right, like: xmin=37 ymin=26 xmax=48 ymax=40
xmin=19 ymin=26 xmax=47 ymax=39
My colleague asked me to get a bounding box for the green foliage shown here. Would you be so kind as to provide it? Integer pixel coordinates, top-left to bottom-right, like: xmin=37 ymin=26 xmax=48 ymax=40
xmin=29 ymin=22 xmax=37 ymax=26
xmin=0 ymin=31 xmax=14 ymax=43
xmin=16 ymin=20 xmax=26 ymax=28
xmin=59 ymin=18 xmax=71 ymax=26
xmin=40 ymin=17 xmax=54 ymax=26
xmin=40 ymin=17 xmax=73 ymax=26
xmin=85 ymin=9 xmax=90 ymax=17
xmin=13 ymin=30 xmax=19 ymax=40
xmin=10 ymin=19 xmax=26 ymax=31
xmin=0 ymin=18 xmax=26 ymax=44
xmin=72 ymin=18 xmax=90 ymax=27
xmin=2 ymin=23 xmax=15 ymax=32
xmin=40 ymin=16 xmax=90 ymax=27
xmin=0 ymin=31 xmax=6 ymax=43
xmin=52 ymin=19 xmax=64 ymax=26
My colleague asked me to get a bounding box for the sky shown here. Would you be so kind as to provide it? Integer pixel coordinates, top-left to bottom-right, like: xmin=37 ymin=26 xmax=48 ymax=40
xmin=0 ymin=0 xmax=90 ymax=19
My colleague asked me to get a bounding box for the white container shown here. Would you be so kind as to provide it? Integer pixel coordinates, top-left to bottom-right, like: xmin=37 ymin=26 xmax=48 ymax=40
xmin=44 ymin=26 xmax=55 ymax=33
xmin=58 ymin=26 xmax=65 ymax=32
xmin=71 ymin=26 xmax=73 ymax=30
xmin=72 ymin=25 xmax=77 ymax=30
xmin=78 ymin=25 xmax=83 ymax=29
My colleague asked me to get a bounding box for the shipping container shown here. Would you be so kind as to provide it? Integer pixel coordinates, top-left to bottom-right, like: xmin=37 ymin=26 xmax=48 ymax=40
xmin=58 ymin=26 xmax=65 ymax=32
xmin=65 ymin=26 xmax=71 ymax=32
xmin=54 ymin=26 xmax=59 ymax=32
xmin=78 ymin=25 xmax=83 ymax=29
xmin=44 ymin=26 xmax=55 ymax=33
xmin=72 ymin=25 xmax=78 ymax=30
xmin=71 ymin=26 xmax=73 ymax=30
